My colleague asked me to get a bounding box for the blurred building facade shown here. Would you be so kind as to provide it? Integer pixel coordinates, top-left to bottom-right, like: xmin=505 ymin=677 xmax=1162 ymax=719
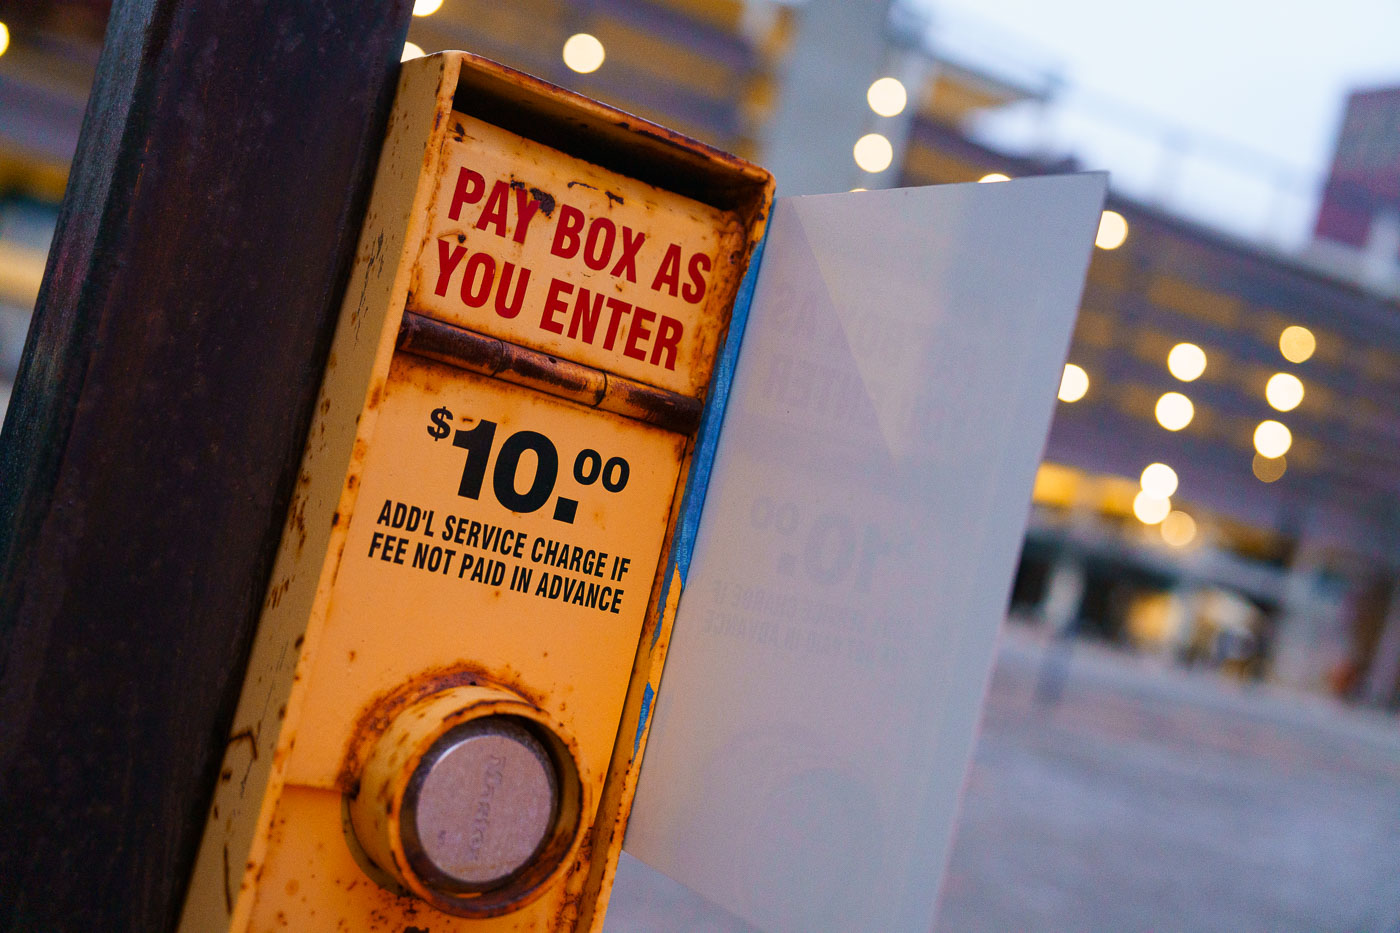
xmin=1312 ymin=85 xmax=1400 ymax=293
xmin=1 ymin=0 xmax=1398 ymax=706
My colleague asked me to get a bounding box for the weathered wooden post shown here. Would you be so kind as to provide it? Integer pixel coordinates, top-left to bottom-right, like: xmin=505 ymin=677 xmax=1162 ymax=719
xmin=0 ymin=3 xmax=412 ymax=930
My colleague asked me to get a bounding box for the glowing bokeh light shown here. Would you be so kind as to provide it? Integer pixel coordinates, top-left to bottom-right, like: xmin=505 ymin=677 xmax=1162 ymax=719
xmin=413 ymin=0 xmax=444 ymax=15
xmin=562 ymin=33 xmax=605 ymax=73
xmin=1279 ymin=325 xmax=1316 ymax=363
xmin=979 ymin=172 xmax=1011 ymax=183
xmin=401 ymin=41 xmax=425 ymax=62
xmin=1058 ymin=363 xmax=1089 ymax=402
xmin=0 ymin=22 xmax=9 ymax=58
xmin=1096 ymin=210 xmax=1128 ymax=249
xmin=1133 ymin=491 xmax=1171 ymax=525
xmin=1160 ymin=510 xmax=1198 ymax=547
xmin=1167 ymin=342 xmax=1207 ymax=382
xmin=853 ymin=133 xmax=893 ymax=173
xmin=1253 ymin=420 xmax=1292 ymax=458
xmin=1265 ymin=372 xmax=1304 ymax=412
xmin=866 ymin=77 xmax=907 ymax=117
xmin=1252 ymin=453 xmax=1287 ymax=482
xmin=1155 ymin=392 xmax=1194 ymax=431
xmin=1140 ymin=462 xmax=1179 ymax=499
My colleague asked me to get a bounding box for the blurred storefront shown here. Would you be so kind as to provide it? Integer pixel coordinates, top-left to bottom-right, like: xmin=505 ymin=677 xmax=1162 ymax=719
xmin=1 ymin=0 xmax=1397 ymax=706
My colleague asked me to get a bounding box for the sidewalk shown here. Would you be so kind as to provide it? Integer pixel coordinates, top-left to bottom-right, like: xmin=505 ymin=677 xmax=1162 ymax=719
xmin=936 ymin=624 xmax=1400 ymax=933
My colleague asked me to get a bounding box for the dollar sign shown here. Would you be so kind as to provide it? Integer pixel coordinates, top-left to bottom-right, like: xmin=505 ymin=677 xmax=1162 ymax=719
xmin=426 ymin=406 xmax=453 ymax=440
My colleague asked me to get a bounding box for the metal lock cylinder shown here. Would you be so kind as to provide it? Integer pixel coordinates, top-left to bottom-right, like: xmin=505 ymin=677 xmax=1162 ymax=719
xmin=348 ymin=684 xmax=586 ymax=917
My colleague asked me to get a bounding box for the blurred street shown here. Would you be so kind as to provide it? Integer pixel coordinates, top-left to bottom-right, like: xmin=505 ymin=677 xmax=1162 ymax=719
xmin=607 ymin=623 xmax=1400 ymax=932
xmin=936 ymin=624 xmax=1400 ymax=933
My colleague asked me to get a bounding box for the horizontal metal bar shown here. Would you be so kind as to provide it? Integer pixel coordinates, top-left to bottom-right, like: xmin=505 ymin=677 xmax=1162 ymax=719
xmin=397 ymin=310 xmax=703 ymax=434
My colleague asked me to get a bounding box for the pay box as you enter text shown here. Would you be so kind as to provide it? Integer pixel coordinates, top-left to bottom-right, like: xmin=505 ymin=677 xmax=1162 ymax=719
xmin=179 ymin=52 xmax=772 ymax=933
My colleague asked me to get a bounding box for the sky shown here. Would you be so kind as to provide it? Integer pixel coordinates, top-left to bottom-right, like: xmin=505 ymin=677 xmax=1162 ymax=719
xmin=911 ymin=0 xmax=1400 ymax=246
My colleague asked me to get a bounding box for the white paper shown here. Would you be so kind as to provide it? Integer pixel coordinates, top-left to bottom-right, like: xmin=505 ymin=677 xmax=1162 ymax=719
xmin=618 ymin=175 xmax=1107 ymax=933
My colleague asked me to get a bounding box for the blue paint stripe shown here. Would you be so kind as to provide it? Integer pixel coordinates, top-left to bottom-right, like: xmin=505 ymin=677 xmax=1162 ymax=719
xmin=651 ymin=231 xmax=768 ymax=648
xmin=633 ymin=682 xmax=655 ymax=754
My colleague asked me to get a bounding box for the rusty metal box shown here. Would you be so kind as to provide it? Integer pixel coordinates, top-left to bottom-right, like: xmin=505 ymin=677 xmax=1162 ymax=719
xmin=179 ymin=51 xmax=771 ymax=933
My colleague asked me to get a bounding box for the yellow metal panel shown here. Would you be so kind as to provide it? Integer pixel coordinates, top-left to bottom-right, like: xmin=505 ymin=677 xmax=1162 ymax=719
xmin=410 ymin=113 xmax=744 ymax=398
xmin=246 ymin=785 xmax=565 ymax=932
xmin=285 ymin=356 xmax=685 ymax=788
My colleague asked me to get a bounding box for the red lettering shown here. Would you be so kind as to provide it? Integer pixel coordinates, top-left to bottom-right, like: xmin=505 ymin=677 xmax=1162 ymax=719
xmin=583 ymin=218 xmax=617 ymax=272
xmin=475 ymin=181 xmax=510 ymax=237
xmin=623 ymin=306 xmax=656 ymax=361
xmin=603 ymin=298 xmax=632 ymax=351
xmin=434 ymin=238 xmax=467 ymax=296
xmin=460 ymin=252 xmax=496 ymax=308
xmin=650 ymin=243 xmax=681 ymax=296
xmin=568 ymin=287 xmax=605 ymax=342
xmin=551 ymin=205 xmax=586 ymax=259
xmin=512 ymin=186 xmax=542 ymax=245
xmin=650 ymin=316 xmax=683 ymax=370
xmin=683 ymin=252 xmax=711 ymax=304
xmin=448 ymin=167 xmax=485 ymax=221
xmin=611 ymin=226 xmax=645 ymax=282
xmin=495 ymin=262 xmax=530 ymax=319
xmin=540 ymin=278 xmax=573 ymax=334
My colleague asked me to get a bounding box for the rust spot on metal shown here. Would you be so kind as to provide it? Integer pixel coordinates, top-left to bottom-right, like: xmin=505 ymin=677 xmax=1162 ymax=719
xmin=336 ymin=661 xmax=547 ymax=793
xmin=266 ymin=579 xmax=290 ymax=610
xmin=599 ymin=376 xmax=703 ymax=434
xmin=398 ymin=311 xmax=505 ymax=375
xmin=397 ymin=312 xmax=703 ymax=433
xmin=606 ymin=190 xmax=624 ymax=206
xmin=498 ymin=343 xmax=604 ymax=404
xmin=528 ymin=186 xmax=555 ymax=217
xmin=289 ymin=496 xmax=309 ymax=554
xmin=220 ymin=767 xmax=233 ymax=782
xmin=227 ymin=727 xmax=259 ymax=760
xmin=293 ymin=634 xmax=304 ymax=649
xmin=566 ymin=180 xmax=597 ymax=190
xmin=223 ymin=844 xmax=234 ymax=914
xmin=550 ymin=830 xmax=593 ymax=929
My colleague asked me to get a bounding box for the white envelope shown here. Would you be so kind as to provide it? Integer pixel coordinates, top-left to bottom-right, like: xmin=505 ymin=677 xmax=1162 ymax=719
xmin=614 ymin=174 xmax=1107 ymax=933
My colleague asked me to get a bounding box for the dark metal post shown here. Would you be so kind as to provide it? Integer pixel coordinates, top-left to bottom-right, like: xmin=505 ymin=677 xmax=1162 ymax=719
xmin=0 ymin=2 xmax=412 ymax=930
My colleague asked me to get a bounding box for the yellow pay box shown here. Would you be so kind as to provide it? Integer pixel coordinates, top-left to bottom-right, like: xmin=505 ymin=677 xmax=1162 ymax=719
xmin=180 ymin=52 xmax=771 ymax=932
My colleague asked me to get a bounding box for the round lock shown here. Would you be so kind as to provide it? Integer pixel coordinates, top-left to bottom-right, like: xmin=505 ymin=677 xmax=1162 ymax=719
xmin=347 ymin=684 xmax=585 ymax=917
xmin=403 ymin=717 xmax=557 ymax=890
